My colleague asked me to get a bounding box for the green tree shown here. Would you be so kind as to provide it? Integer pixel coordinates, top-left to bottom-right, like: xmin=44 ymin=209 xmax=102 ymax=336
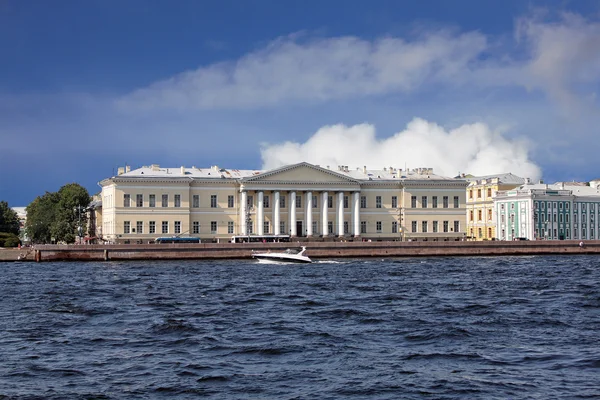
xmin=0 ymin=201 xmax=20 ymax=235
xmin=26 ymin=183 xmax=91 ymax=244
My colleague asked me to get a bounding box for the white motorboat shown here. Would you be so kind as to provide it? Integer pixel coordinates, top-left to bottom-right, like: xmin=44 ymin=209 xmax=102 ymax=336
xmin=252 ymin=246 xmax=312 ymax=263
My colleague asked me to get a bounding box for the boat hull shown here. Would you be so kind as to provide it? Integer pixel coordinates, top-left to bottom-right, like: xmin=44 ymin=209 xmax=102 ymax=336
xmin=252 ymin=254 xmax=312 ymax=263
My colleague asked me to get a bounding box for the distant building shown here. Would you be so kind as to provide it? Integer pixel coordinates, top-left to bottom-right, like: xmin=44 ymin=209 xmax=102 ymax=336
xmin=98 ymin=162 xmax=469 ymax=244
xmin=464 ymin=173 xmax=526 ymax=241
xmin=495 ymin=182 xmax=600 ymax=240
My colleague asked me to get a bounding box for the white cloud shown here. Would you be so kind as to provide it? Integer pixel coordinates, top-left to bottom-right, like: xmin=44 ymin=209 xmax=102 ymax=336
xmin=260 ymin=118 xmax=542 ymax=180
xmin=117 ymin=31 xmax=487 ymax=110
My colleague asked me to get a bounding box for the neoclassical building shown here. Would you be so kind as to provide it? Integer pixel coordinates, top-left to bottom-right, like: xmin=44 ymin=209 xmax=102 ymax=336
xmin=495 ymin=182 xmax=600 ymax=240
xmin=99 ymin=162 xmax=468 ymax=243
xmin=464 ymin=173 xmax=525 ymax=240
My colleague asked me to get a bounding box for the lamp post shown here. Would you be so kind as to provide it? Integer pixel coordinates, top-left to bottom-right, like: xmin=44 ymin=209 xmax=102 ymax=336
xmin=74 ymin=205 xmax=86 ymax=244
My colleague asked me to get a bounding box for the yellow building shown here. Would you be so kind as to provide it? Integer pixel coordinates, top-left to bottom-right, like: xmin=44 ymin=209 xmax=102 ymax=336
xmin=464 ymin=173 xmax=525 ymax=240
xmin=98 ymin=162 xmax=468 ymax=243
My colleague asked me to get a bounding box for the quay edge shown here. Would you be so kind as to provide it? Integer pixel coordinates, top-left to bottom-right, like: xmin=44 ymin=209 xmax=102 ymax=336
xmin=2 ymin=240 xmax=600 ymax=262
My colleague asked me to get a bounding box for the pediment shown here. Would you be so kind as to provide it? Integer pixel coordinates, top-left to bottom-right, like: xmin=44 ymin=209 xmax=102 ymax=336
xmin=243 ymin=162 xmax=358 ymax=184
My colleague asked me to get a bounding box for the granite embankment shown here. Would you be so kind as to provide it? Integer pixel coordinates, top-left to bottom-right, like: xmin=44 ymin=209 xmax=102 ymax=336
xmin=1 ymin=240 xmax=598 ymax=262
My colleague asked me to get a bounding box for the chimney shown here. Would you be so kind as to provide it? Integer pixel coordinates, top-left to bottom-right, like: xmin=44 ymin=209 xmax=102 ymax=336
xmin=181 ymin=166 xmax=185 ymax=175
xmin=363 ymin=165 xmax=367 ymax=174
xmin=117 ymin=167 xmax=125 ymax=175
xmin=125 ymin=165 xmax=131 ymax=173
xmin=151 ymin=164 xmax=160 ymax=171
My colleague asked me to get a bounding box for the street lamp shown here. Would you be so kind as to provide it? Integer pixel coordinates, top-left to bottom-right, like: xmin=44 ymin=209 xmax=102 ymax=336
xmin=74 ymin=205 xmax=87 ymax=244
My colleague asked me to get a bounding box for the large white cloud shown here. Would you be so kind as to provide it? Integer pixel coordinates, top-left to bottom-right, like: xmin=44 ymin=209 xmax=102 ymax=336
xmin=260 ymin=118 xmax=542 ymax=180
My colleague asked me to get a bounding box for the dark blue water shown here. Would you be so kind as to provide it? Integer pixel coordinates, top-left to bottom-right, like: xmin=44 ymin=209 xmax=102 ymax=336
xmin=1 ymin=256 xmax=599 ymax=399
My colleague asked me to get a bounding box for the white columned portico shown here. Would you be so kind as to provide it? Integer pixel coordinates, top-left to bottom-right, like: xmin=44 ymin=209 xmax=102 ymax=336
xmin=306 ymin=191 xmax=313 ymax=237
xmin=273 ymin=191 xmax=280 ymax=235
xmin=257 ymin=191 xmax=264 ymax=235
xmin=322 ymin=191 xmax=328 ymax=236
xmin=290 ymin=191 xmax=297 ymax=236
xmin=337 ymin=192 xmax=344 ymax=236
xmin=353 ymin=192 xmax=360 ymax=236
xmin=240 ymin=191 xmax=247 ymax=235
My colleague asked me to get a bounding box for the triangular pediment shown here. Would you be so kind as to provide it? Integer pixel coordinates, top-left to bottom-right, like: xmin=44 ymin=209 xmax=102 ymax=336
xmin=243 ymin=162 xmax=358 ymax=184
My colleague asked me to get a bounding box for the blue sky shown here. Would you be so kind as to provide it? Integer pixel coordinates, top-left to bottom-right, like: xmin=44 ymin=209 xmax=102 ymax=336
xmin=1 ymin=0 xmax=600 ymax=206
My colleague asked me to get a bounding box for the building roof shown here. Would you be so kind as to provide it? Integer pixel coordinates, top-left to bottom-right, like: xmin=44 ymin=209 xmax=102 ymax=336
xmin=109 ymin=163 xmax=463 ymax=183
xmin=464 ymin=172 xmax=526 ymax=185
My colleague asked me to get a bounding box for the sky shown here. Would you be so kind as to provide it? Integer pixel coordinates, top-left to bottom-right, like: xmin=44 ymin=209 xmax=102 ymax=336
xmin=1 ymin=0 xmax=600 ymax=206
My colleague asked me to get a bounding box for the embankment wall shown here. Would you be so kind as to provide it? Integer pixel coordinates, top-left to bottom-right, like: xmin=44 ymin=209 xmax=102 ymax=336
xmin=2 ymin=240 xmax=598 ymax=262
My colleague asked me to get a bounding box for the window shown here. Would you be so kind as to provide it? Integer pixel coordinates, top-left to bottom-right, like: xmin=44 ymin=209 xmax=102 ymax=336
xmin=124 ymin=221 xmax=130 ymax=234
xmin=149 ymin=221 xmax=156 ymax=234
xmin=488 ymin=228 xmax=492 ymax=238
xmin=136 ymin=194 xmax=143 ymax=207
xmin=487 ymin=188 xmax=492 ymax=197
xmin=228 ymin=221 xmax=234 ymax=234
xmin=478 ymin=228 xmax=482 ymax=238
xmin=175 ymin=221 xmax=181 ymax=234
xmin=411 ymin=221 xmax=417 ymax=233
xmin=411 ymin=196 xmax=417 ymax=208
xmin=247 ymin=195 xmax=253 ymax=208
xmin=280 ymin=196 xmax=286 ymax=208
xmin=488 ymin=209 xmax=492 ymax=220
xmin=193 ymin=195 xmax=199 ymax=208
xmin=392 ymin=221 xmax=398 ymax=233
xmin=328 ymin=221 xmax=334 ymax=234
xmin=344 ymin=196 xmax=349 ymax=209
xmin=296 ymin=195 xmax=302 ymax=208
xmin=211 ymin=195 xmax=217 ymax=208
xmin=211 ymin=221 xmax=217 ymax=234
xmin=470 ymin=210 xmax=474 ymax=222
xmin=280 ymin=221 xmax=286 ymax=234
xmin=433 ymin=221 xmax=438 ymax=233
xmin=360 ymin=196 xmax=367 ymax=208
xmin=136 ymin=221 xmax=143 ymax=234
xmin=559 ymin=203 xmax=563 ymax=210
xmin=124 ymin=194 xmax=131 ymax=207
xmin=478 ymin=210 xmax=482 ymax=221
xmin=193 ymin=221 xmax=199 ymax=234
xmin=376 ymin=196 xmax=382 ymax=209
xmin=421 ymin=196 xmax=427 ymax=208
xmin=344 ymin=221 xmax=349 ymax=234
xmin=443 ymin=221 xmax=449 ymax=233
xmin=454 ymin=221 xmax=460 ymax=233
xmin=162 ymin=221 xmax=168 ymax=234
xmin=328 ymin=196 xmax=333 ymax=208
xmin=313 ymin=195 xmax=318 ymax=208
xmin=559 ymin=214 xmax=563 ymax=223
xmin=264 ymin=221 xmax=270 ymax=234
xmin=264 ymin=195 xmax=270 ymax=208
xmin=501 ymin=203 xmax=505 ymax=210
xmin=510 ymin=214 xmax=515 ymax=224
xmin=312 ymin=221 xmax=318 ymax=234
xmin=501 ymin=214 xmax=506 ymax=224
xmin=162 ymin=194 xmax=168 ymax=207
xmin=422 ymin=221 xmax=428 ymax=233
xmin=376 ymin=221 xmax=382 ymax=233
xmin=360 ymin=221 xmax=367 ymax=234
xmin=454 ymin=196 xmax=459 ymax=208
xmin=149 ymin=194 xmax=156 ymax=208
xmin=174 ymin=194 xmax=181 ymax=208
xmin=432 ymin=196 xmax=438 ymax=208
xmin=392 ymin=196 xmax=398 ymax=208
xmin=566 ymin=203 xmax=569 ymax=210
xmin=443 ymin=196 xmax=449 ymax=208
xmin=228 ymin=195 xmax=234 ymax=208
xmin=469 ymin=190 xmax=473 ymax=199
xmin=477 ymin=189 xmax=482 ymax=198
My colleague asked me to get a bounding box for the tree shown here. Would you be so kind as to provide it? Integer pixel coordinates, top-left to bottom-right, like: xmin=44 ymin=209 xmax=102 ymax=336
xmin=0 ymin=201 xmax=20 ymax=235
xmin=26 ymin=183 xmax=91 ymax=244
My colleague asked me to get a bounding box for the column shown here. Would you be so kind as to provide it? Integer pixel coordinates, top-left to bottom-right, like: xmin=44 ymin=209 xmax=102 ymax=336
xmin=273 ymin=191 xmax=280 ymax=235
xmin=240 ymin=191 xmax=247 ymax=235
xmin=322 ymin=191 xmax=328 ymax=236
xmin=257 ymin=191 xmax=264 ymax=235
xmin=337 ymin=192 xmax=344 ymax=236
xmin=306 ymin=191 xmax=313 ymax=237
xmin=353 ymin=192 xmax=360 ymax=236
xmin=290 ymin=191 xmax=297 ymax=236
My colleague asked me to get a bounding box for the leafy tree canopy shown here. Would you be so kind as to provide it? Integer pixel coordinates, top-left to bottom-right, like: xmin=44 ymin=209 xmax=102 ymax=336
xmin=0 ymin=201 xmax=20 ymax=236
xmin=26 ymin=183 xmax=90 ymax=244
